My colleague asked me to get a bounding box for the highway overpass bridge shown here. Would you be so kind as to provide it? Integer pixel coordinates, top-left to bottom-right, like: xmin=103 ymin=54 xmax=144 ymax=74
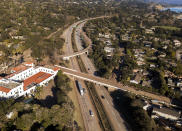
xmin=57 ymin=65 xmax=171 ymax=104
xmin=61 ymin=46 xmax=90 ymax=60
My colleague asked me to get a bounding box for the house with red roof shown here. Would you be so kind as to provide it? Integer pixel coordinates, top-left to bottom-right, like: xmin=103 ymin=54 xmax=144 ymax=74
xmin=0 ymin=62 xmax=60 ymax=99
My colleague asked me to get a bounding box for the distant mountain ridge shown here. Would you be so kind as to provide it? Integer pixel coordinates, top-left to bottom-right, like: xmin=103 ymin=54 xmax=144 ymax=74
xmin=76 ymin=0 xmax=182 ymax=5
xmin=143 ymin=0 xmax=182 ymax=5
xmin=99 ymin=0 xmax=182 ymax=5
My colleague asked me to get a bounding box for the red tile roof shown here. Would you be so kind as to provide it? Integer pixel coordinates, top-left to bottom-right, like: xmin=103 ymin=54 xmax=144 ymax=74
xmin=11 ymin=65 xmax=29 ymax=73
xmin=0 ymin=86 xmax=11 ymax=93
xmin=6 ymin=64 xmax=31 ymax=79
xmin=52 ymin=66 xmax=60 ymax=71
xmin=23 ymin=72 xmax=52 ymax=91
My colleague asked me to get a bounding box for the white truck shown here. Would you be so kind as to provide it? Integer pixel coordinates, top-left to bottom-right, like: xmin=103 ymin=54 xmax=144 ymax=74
xmin=76 ymin=80 xmax=84 ymax=96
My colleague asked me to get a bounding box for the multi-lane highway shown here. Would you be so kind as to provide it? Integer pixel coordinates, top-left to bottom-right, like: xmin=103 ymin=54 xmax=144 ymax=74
xmin=61 ymin=16 xmax=171 ymax=131
xmin=62 ymin=20 xmax=102 ymax=131
xmin=61 ymin=17 xmax=170 ymax=131
xmin=72 ymin=19 xmax=129 ymax=131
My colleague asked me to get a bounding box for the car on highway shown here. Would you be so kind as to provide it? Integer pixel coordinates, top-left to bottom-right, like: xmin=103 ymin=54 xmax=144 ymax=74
xmin=89 ymin=110 xmax=94 ymax=117
xmin=101 ymin=95 xmax=105 ymax=99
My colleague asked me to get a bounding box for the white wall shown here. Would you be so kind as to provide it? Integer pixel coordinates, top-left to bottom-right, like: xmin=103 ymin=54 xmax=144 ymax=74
xmin=0 ymin=66 xmax=58 ymax=99
xmin=0 ymin=84 xmax=24 ymax=98
xmin=154 ymin=110 xmax=179 ymax=120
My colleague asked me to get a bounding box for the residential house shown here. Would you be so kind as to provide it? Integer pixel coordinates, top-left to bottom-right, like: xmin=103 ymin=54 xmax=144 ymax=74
xmin=104 ymin=40 xmax=112 ymax=46
xmin=130 ymin=74 xmax=142 ymax=84
xmin=11 ymin=36 xmax=25 ymax=40
xmin=162 ymin=45 xmax=168 ymax=50
xmin=143 ymin=41 xmax=152 ymax=48
xmin=104 ymin=47 xmax=115 ymax=53
xmin=159 ymin=53 xmax=166 ymax=58
xmin=174 ymin=40 xmax=181 ymax=47
xmin=99 ymin=33 xmax=110 ymax=39
xmin=167 ymin=78 xmax=175 ymax=87
xmin=150 ymin=64 xmax=156 ymax=68
xmin=145 ymin=29 xmax=154 ymax=34
xmin=122 ymin=34 xmax=130 ymax=41
xmin=176 ymin=79 xmax=182 ymax=88
xmin=137 ymin=61 xmax=145 ymax=66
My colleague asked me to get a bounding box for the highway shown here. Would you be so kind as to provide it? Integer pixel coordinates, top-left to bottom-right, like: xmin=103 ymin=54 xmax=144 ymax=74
xmin=61 ymin=17 xmax=171 ymax=104
xmin=61 ymin=16 xmax=110 ymax=60
xmin=62 ymin=20 xmax=102 ymax=131
xmin=73 ymin=20 xmax=129 ymax=131
xmin=61 ymin=16 xmax=171 ymax=131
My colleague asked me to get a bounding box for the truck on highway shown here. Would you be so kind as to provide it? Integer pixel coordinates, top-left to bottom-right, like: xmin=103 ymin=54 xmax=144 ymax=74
xmin=76 ymin=80 xmax=84 ymax=96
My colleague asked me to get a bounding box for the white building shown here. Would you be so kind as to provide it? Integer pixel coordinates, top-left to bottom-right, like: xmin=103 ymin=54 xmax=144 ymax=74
xmin=174 ymin=40 xmax=181 ymax=47
xmin=11 ymin=36 xmax=25 ymax=40
xmin=0 ymin=62 xmax=60 ymax=99
xmin=152 ymin=107 xmax=181 ymax=121
xmin=104 ymin=47 xmax=115 ymax=53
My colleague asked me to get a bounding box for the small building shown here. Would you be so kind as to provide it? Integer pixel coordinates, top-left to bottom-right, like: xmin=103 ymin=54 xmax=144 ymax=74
xmin=104 ymin=40 xmax=112 ymax=46
xmin=174 ymin=40 xmax=181 ymax=47
xmin=99 ymin=33 xmax=110 ymax=39
xmin=23 ymin=62 xmax=34 ymax=67
xmin=167 ymin=78 xmax=175 ymax=87
xmin=104 ymin=47 xmax=115 ymax=53
xmin=176 ymin=80 xmax=182 ymax=88
xmin=145 ymin=29 xmax=154 ymax=34
xmin=130 ymin=74 xmax=142 ymax=84
xmin=11 ymin=36 xmax=25 ymax=40
xmin=159 ymin=53 xmax=166 ymax=58
xmin=143 ymin=41 xmax=152 ymax=47
xmin=150 ymin=64 xmax=156 ymax=68
xmin=152 ymin=107 xmax=181 ymax=121
xmin=122 ymin=34 xmax=130 ymax=41
xmin=137 ymin=61 xmax=145 ymax=66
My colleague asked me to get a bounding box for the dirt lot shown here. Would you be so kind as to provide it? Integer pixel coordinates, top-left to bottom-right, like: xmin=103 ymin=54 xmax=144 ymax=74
xmin=37 ymin=80 xmax=57 ymax=108
xmin=39 ymin=80 xmax=54 ymax=99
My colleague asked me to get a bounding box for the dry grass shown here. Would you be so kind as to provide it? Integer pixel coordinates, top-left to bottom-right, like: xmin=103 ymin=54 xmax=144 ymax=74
xmin=39 ymin=80 xmax=54 ymax=99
